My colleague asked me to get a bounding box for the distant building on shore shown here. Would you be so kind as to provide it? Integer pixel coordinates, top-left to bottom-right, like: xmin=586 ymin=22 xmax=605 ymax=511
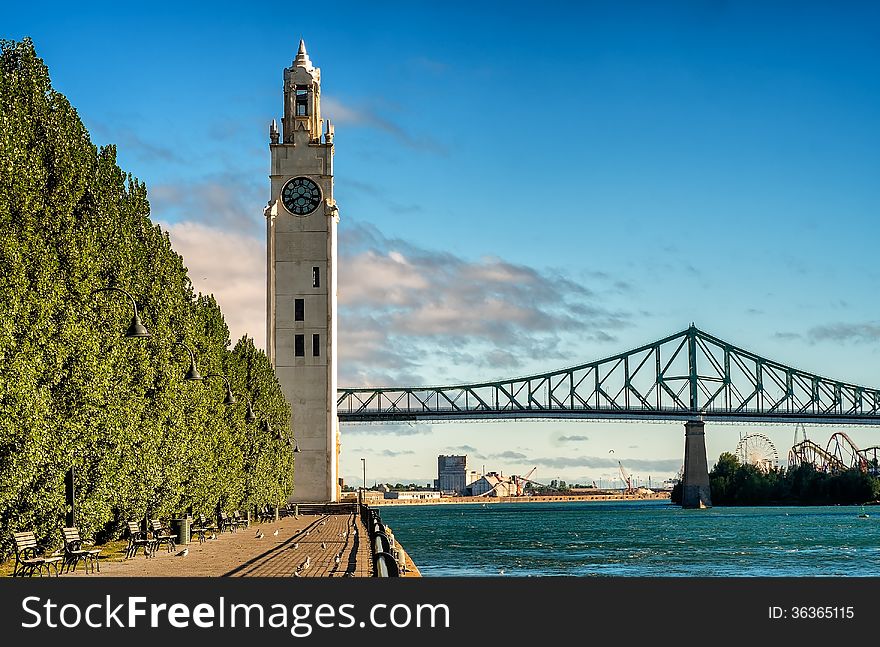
xmin=384 ymin=491 xmax=441 ymax=501
xmin=437 ymin=455 xmax=468 ymax=494
xmin=471 ymin=472 xmax=515 ymax=497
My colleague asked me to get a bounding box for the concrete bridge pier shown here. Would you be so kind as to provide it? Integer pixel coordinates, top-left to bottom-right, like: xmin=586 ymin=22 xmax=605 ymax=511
xmin=681 ymin=420 xmax=712 ymax=509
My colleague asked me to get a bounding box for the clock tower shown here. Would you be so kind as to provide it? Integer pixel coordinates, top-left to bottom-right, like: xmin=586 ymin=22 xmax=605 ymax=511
xmin=265 ymin=40 xmax=339 ymax=502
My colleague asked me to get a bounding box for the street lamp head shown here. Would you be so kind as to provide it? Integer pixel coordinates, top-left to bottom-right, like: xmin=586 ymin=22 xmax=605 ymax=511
xmin=245 ymin=400 xmax=257 ymax=424
xmin=184 ymin=360 xmax=202 ymax=381
xmin=204 ymin=373 xmax=236 ymax=405
xmin=125 ymin=313 xmax=151 ymax=338
xmin=175 ymin=341 xmax=202 ymax=380
xmin=91 ymin=287 xmax=151 ymax=338
xmin=261 ymin=419 xmax=273 ymax=434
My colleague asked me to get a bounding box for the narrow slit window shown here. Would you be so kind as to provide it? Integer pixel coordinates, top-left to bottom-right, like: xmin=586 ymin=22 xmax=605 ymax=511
xmin=294 ymin=298 xmax=304 ymax=321
xmin=294 ymin=334 xmax=305 ymax=357
xmin=312 ymin=266 xmax=320 ymax=288
xmin=312 ymin=333 xmax=320 ymax=357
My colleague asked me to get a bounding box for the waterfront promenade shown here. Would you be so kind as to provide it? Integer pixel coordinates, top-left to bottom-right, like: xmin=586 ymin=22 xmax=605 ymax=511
xmin=57 ymin=511 xmax=419 ymax=578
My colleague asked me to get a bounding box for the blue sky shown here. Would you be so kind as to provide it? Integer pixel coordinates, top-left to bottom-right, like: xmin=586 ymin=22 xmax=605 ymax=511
xmin=7 ymin=1 xmax=880 ymax=487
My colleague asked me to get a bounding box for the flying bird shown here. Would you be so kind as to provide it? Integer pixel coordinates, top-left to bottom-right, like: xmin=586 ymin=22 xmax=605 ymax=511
xmin=175 ymin=548 xmax=189 ymax=557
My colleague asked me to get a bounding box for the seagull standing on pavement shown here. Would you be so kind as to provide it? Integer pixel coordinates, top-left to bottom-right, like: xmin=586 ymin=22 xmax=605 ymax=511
xmin=255 ymin=529 xmax=264 ymax=539
xmin=175 ymin=548 xmax=189 ymax=557
xmin=321 ymin=542 xmax=326 ymax=549
xmin=273 ymin=528 xmax=279 ymax=536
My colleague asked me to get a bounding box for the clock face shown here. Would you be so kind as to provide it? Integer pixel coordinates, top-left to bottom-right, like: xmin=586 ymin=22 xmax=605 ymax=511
xmin=281 ymin=177 xmax=322 ymax=215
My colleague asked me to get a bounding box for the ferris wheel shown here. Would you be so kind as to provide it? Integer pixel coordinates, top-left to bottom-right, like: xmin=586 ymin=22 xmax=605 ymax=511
xmin=735 ymin=433 xmax=779 ymax=472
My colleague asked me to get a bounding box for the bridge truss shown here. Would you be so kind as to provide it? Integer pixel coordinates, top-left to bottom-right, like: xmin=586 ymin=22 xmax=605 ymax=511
xmin=337 ymin=325 xmax=880 ymax=424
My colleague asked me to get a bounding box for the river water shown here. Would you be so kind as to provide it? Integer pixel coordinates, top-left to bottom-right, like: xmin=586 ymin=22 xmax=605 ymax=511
xmin=377 ymin=500 xmax=880 ymax=577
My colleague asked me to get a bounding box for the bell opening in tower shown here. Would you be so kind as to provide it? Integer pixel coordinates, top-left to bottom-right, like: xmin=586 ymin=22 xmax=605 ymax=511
xmin=295 ymin=86 xmax=309 ymax=116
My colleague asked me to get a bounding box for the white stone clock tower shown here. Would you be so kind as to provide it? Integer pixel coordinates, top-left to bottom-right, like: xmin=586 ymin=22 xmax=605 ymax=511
xmin=265 ymin=40 xmax=339 ymax=502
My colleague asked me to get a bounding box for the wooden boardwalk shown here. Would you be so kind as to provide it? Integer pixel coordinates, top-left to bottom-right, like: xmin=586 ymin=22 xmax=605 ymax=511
xmin=61 ymin=512 xmax=375 ymax=578
xmin=226 ymin=512 xmax=373 ymax=577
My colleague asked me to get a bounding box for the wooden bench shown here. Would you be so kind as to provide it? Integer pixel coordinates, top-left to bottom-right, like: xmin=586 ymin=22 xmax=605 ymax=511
xmin=232 ymin=510 xmax=249 ymax=530
xmin=218 ymin=511 xmax=236 ymax=533
xmin=125 ymin=521 xmax=154 ymax=558
xmin=149 ymin=519 xmax=176 ymax=553
xmin=257 ymin=506 xmax=276 ymax=523
xmin=191 ymin=513 xmax=217 ymax=544
xmin=12 ymin=531 xmax=63 ymax=577
xmin=61 ymin=527 xmax=101 ymax=574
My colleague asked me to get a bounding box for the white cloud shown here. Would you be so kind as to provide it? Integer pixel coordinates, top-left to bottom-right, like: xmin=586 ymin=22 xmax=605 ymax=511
xmin=162 ymin=221 xmax=266 ymax=348
xmin=160 ymin=218 xmax=633 ymax=385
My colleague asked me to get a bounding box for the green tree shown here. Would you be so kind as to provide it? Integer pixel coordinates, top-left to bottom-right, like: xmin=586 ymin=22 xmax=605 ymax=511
xmin=0 ymin=38 xmax=293 ymax=557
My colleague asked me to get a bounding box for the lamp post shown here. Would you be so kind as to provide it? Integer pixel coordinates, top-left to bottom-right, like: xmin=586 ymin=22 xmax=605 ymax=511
xmin=203 ymin=373 xmax=236 ymax=405
xmin=232 ymin=392 xmax=258 ymax=424
xmin=360 ymin=457 xmax=366 ymax=514
xmin=71 ymin=287 xmax=150 ymax=528
xmin=174 ymin=341 xmax=202 ymax=381
xmin=90 ymin=287 xmax=151 ymax=338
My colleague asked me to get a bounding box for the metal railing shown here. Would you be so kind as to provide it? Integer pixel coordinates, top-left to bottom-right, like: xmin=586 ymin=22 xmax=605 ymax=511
xmin=361 ymin=506 xmax=399 ymax=577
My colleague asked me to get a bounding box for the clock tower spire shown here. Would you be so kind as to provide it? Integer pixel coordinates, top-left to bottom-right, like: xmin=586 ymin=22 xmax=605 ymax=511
xmin=266 ymin=40 xmax=339 ymax=503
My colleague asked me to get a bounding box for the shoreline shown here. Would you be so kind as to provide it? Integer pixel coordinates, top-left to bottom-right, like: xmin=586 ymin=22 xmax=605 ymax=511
xmin=371 ymin=492 xmax=672 ymax=506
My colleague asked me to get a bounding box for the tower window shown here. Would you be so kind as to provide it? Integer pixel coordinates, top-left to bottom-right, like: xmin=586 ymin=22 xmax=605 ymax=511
xmin=312 ymin=334 xmax=320 ymax=357
xmin=295 ymin=86 xmax=309 ymax=116
xmin=294 ymin=298 xmax=304 ymax=321
xmin=312 ymin=266 xmax=320 ymax=288
xmin=294 ymin=334 xmax=305 ymax=357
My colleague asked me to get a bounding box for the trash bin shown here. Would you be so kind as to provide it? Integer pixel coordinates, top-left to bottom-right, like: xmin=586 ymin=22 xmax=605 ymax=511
xmin=171 ymin=518 xmax=191 ymax=545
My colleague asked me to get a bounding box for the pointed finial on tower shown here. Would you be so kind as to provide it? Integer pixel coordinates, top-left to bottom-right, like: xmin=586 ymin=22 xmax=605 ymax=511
xmin=295 ymin=38 xmax=313 ymax=69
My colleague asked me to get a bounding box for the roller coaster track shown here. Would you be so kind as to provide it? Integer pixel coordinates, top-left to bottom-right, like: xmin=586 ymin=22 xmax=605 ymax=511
xmin=788 ymin=440 xmax=847 ymax=473
xmin=790 ymin=433 xmax=880 ymax=473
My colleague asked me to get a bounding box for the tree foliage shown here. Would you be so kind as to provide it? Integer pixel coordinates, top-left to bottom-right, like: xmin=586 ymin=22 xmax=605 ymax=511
xmin=0 ymin=38 xmax=293 ymax=556
xmin=705 ymin=452 xmax=879 ymax=506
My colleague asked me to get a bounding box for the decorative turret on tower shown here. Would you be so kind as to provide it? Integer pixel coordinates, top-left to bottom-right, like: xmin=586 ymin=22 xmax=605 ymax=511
xmin=282 ymin=39 xmax=324 ymax=144
xmin=266 ymin=40 xmax=339 ymax=503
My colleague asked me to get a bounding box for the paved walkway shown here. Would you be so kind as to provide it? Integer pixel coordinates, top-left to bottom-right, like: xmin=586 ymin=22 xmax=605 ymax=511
xmin=63 ymin=513 xmax=375 ymax=577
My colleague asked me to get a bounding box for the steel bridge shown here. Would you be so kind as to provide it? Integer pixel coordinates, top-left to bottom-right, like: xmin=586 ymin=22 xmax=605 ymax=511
xmin=337 ymin=325 xmax=880 ymax=425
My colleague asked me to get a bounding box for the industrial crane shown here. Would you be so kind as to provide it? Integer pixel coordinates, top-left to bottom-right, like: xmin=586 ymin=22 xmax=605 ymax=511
xmin=618 ymin=461 xmax=634 ymax=495
xmin=513 ymin=467 xmax=539 ymax=496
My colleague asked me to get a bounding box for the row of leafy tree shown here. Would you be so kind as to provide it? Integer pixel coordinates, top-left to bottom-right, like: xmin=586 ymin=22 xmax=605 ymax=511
xmin=0 ymin=39 xmax=293 ymax=558
xmin=671 ymin=452 xmax=880 ymax=506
